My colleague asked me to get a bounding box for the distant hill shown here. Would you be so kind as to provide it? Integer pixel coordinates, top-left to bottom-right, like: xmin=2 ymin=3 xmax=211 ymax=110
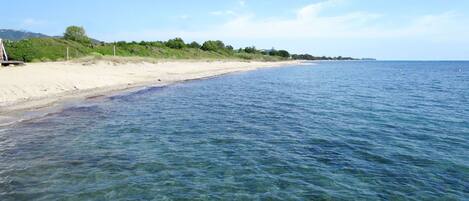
xmin=0 ymin=29 xmax=50 ymax=41
xmin=0 ymin=29 xmax=102 ymax=44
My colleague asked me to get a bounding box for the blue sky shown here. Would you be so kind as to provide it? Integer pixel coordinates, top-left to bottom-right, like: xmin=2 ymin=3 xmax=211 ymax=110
xmin=2 ymin=0 xmax=469 ymax=60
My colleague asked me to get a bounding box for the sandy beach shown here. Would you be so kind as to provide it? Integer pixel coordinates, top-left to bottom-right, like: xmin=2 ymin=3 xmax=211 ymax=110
xmin=0 ymin=59 xmax=299 ymax=115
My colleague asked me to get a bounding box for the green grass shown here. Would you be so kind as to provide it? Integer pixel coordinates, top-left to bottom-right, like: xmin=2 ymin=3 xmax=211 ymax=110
xmin=4 ymin=38 xmax=286 ymax=62
xmin=4 ymin=38 xmax=90 ymax=62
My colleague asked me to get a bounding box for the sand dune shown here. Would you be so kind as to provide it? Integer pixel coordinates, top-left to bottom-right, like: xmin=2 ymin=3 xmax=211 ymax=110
xmin=0 ymin=60 xmax=299 ymax=113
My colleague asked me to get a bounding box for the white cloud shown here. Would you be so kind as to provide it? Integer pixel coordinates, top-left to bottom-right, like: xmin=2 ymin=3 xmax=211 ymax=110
xmin=197 ymin=0 xmax=468 ymax=42
xmin=239 ymin=0 xmax=246 ymax=7
xmin=297 ymin=0 xmax=341 ymax=20
xmin=102 ymin=0 xmax=469 ymax=45
xmin=198 ymin=0 xmax=384 ymax=39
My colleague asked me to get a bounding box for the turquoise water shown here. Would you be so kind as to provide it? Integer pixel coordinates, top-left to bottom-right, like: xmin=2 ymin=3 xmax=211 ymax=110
xmin=1 ymin=61 xmax=468 ymax=200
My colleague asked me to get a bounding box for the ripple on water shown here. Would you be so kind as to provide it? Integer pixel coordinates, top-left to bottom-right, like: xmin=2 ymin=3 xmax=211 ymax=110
xmin=1 ymin=61 xmax=469 ymax=200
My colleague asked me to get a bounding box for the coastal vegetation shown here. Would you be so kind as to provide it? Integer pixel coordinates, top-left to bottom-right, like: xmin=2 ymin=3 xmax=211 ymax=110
xmin=3 ymin=26 xmax=290 ymax=62
xmin=291 ymin=54 xmax=374 ymax=61
xmin=63 ymin=26 xmax=92 ymax=44
xmin=2 ymin=26 xmax=364 ymax=62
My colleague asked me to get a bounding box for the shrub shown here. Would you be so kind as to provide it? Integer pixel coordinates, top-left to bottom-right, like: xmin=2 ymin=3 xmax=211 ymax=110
xmin=4 ymin=25 xmax=292 ymax=62
xmin=201 ymin=40 xmax=225 ymax=51
xmin=64 ymin=26 xmax=91 ymax=44
xmin=188 ymin=41 xmax=201 ymax=49
xmin=279 ymin=50 xmax=290 ymax=58
xmin=243 ymin=46 xmax=257 ymax=54
xmin=116 ymin=41 xmax=127 ymax=46
xmin=4 ymin=38 xmax=91 ymax=62
xmin=165 ymin=38 xmax=186 ymax=49
xmin=269 ymin=49 xmax=290 ymax=58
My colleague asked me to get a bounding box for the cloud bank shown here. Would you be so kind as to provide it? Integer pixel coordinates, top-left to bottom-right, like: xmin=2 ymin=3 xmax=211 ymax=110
xmin=105 ymin=0 xmax=468 ymax=43
xmin=94 ymin=0 xmax=469 ymax=59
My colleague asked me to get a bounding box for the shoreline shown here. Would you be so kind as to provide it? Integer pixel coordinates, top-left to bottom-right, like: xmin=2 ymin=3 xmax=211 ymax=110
xmin=0 ymin=60 xmax=301 ymax=126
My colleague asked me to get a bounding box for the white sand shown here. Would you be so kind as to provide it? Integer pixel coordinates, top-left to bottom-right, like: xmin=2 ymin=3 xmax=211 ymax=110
xmin=0 ymin=60 xmax=299 ymax=113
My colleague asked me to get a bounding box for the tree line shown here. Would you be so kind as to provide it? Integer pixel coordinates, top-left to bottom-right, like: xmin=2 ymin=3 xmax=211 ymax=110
xmin=64 ymin=26 xmax=292 ymax=59
xmin=65 ymin=26 xmax=368 ymax=61
xmin=291 ymin=54 xmax=357 ymax=60
xmin=5 ymin=26 xmax=366 ymax=62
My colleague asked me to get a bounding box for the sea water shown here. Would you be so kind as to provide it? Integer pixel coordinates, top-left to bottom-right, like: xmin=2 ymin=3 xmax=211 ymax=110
xmin=0 ymin=61 xmax=468 ymax=200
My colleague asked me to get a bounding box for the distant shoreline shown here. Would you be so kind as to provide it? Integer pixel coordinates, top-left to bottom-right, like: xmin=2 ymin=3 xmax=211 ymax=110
xmin=0 ymin=58 xmax=301 ymax=126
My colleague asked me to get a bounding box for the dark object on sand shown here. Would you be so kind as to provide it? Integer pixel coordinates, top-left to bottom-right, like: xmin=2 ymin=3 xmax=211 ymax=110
xmin=1 ymin=38 xmax=25 ymax=66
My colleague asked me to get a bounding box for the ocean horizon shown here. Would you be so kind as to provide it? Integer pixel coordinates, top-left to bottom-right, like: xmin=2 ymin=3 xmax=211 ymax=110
xmin=1 ymin=61 xmax=468 ymax=200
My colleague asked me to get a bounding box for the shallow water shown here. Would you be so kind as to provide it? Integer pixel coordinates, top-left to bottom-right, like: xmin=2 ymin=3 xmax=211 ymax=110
xmin=1 ymin=61 xmax=468 ymax=200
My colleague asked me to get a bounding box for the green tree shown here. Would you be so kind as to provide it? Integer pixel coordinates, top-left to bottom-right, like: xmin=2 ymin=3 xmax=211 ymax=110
xmin=269 ymin=49 xmax=290 ymax=58
xmin=165 ymin=38 xmax=186 ymax=49
xmin=201 ymin=40 xmax=225 ymax=51
xmin=276 ymin=50 xmax=290 ymax=58
xmin=63 ymin=26 xmax=91 ymax=44
xmin=243 ymin=46 xmax=257 ymax=54
xmin=188 ymin=41 xmax=201 ymax=49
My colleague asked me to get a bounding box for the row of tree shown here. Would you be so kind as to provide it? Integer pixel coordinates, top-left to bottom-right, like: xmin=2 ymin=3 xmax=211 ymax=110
xmin=162 ymin=38 xmax=234 ymax=52
xmin=291 ymin=54 xmax=357 ymax=60
xmin=63 ymin=26 xmax=291 ymax=58
xmin=64 ymin=26 xmax=366 ymax=60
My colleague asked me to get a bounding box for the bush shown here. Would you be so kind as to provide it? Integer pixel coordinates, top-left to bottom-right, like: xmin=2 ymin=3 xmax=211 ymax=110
xmin=269 ymin=49 xmax=290 ymax=58
xmin=116 ymin=41 xmax=127 ymax=46
xmin=4 ymin=25 xmax=292 ymax=62
xmin=4 ymin=38 xmax=91 ymax=62
xmin=165 ymin=38 xmax=186 ymax=49
xmin=243 ymin=46 xmax=257 ymax=54
xmin=64 ymin=26 xmax=91 ymax=44
xmin=201 ymin=40 xmax=225 ymax=51
xmin=188 ymin=41 xmax=201 ymax=49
